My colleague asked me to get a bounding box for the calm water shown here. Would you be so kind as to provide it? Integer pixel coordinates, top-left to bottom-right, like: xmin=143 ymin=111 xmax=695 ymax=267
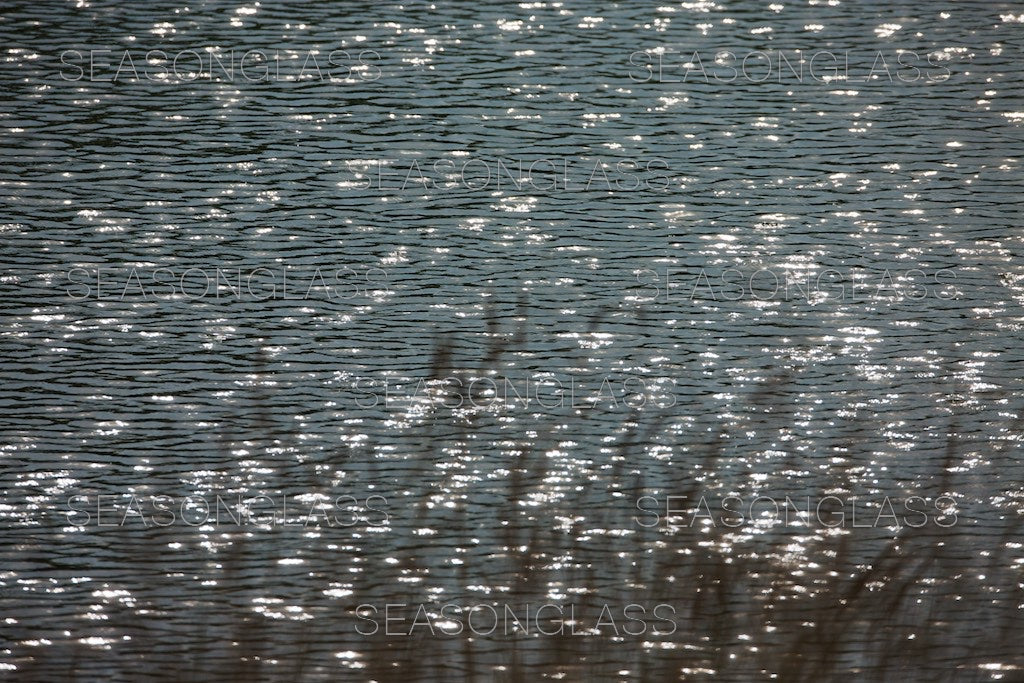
xmin=1 ymin=0 xmax=1023 ymax=680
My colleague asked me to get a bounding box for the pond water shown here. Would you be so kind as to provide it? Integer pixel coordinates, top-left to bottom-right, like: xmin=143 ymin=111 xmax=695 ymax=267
xmin=1 ymin=0 xmax=1023 ymax=680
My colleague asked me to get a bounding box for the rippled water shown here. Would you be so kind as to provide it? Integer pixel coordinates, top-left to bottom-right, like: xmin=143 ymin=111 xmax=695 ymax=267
xmin=1 ymin=0 xmax=1024 ymax=680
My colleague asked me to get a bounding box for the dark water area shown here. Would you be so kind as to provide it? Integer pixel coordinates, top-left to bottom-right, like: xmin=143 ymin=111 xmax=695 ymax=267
xmin=1 ymin=0 xmax=1024 ymax=680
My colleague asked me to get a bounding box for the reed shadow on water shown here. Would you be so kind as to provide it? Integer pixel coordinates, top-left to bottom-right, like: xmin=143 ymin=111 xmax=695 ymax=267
xmin=6 ymin=312 xmax=1021 ymax=683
